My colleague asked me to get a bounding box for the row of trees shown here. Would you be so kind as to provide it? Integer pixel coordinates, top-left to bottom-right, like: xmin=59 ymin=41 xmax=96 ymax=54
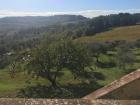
xmin=43 ymin=13 xmax=140 ymax=38
xmin=17 ymin=38 xmax=139 ymax=88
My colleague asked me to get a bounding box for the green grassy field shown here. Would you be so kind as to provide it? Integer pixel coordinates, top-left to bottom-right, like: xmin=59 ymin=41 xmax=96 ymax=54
xmin=0 ymin=49 xmax=140 ymax=98
xmin=0 ymin=67 xmax=126 ymax=98
xmin=76 ymin=25 xmax=140 ymax=43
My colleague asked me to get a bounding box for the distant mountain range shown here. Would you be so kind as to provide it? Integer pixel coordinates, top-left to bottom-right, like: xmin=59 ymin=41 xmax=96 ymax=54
xmin=0 ymin=15 xmax=87 ymax=31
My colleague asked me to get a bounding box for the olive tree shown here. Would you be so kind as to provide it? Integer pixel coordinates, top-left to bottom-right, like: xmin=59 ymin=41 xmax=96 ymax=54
xmin=116 ymin=44 xmax=135 ymax=70
xmin=27 ymin=38 xmax=92 ymax=89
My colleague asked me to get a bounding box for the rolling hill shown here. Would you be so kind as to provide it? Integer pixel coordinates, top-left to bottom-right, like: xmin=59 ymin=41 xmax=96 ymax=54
xmin=0 ymin=15 xmax=87 ymax=30
xmin=76 ymin=25 xmax=140 ymax=43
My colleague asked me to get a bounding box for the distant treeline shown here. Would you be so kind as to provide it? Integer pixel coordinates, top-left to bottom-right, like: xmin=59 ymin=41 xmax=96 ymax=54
xmin=1 ymin=13 xmax=140 ymax=50
xmin=44 ymin=13 xmax=140 ymax=38
xmin=5 ymin=13 xmax=140 ymax=41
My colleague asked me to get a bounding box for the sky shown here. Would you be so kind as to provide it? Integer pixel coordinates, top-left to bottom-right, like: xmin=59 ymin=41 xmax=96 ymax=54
xmin=0 ymin=0 xmax=140 ymax=18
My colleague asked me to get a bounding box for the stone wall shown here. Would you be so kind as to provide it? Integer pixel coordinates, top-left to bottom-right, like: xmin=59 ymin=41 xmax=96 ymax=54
xmin=100 ymin=78 xmax=140 ymax=99
xmin=91 ymin=100 xmax=140 ymax=105
xmin=0 ymin=99 xmax=92 ymax=105
xmin=84 ymin=69 xmax=140 ymax=100
xmin=0 ymin=99 xmax=140 ymax=105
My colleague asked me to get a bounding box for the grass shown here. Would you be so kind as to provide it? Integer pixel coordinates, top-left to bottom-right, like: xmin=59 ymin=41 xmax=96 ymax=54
xmin=0 ymin=69 xmax=49 ymax=97
xmin=76 ymin=25 xmax=140 ymax=43
xmin=0 ymin=47 xmax=140 ymax=98
xmin=95 ymin=68 xmax=125 ymax=86
xmin=0 ymin=66 xmax=138 ymax=98
xmin=0 ymin=65 xmax=126 ymax=98
xmin=0 ymin=68 xmax=81 ymax=97
xmin=0 ymin=69 xmax=133 ymax=97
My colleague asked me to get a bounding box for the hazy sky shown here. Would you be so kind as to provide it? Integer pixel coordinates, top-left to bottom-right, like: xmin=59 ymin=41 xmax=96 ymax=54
xmin=0 ymin=0 xmax=140 ymax=17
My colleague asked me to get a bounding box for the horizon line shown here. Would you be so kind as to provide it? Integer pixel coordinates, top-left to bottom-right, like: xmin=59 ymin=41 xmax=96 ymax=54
xmin=0 ymin=9 xmax=140 ymax=18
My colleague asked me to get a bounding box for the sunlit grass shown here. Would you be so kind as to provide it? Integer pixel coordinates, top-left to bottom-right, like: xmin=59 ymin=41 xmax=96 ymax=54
xmin=76 ymin=25 xmax=140 ymax=43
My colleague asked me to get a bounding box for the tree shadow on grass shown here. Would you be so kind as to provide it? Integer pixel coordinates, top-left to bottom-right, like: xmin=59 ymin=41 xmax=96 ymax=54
xmin=107 ymin=53 xmax=115 ymax=57
xmin=134 ymin=59 xmax=140 ymax=63
xmin=64 ymin=81 xmax=103 ymax=98
xmin=17 ymin=84 xmax=73 ymax=98
xmin=17 ymin=81 xmax=103 ymax=98
xmin=96 ymin=62 xmax=116 ymax=68
xmin=75 ymin=71 xmax=105 ymax=81
xmin=135 ymin=53 xmax=140 ymax=56
xmin=93 ymin=72 xmax=105 ymax=80
xmin=125 ymin=68 xmax=139 ymax=74
xmin=39 ymin=71 xmax=64 ymax=78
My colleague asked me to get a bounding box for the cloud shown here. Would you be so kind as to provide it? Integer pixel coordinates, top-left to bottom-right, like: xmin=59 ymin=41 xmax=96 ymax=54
xmin=0 ymin=9 xmax=140 ymax=18
xmin=76 ymin=9 xmax=140 ymax=18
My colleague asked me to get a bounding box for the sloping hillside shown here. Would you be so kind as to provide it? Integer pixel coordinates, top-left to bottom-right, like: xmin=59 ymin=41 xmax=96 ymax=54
xmin=76 ymin=25 xmax=140 ymax=43
xmin=0 ymin=15 xmax=87 ymax=31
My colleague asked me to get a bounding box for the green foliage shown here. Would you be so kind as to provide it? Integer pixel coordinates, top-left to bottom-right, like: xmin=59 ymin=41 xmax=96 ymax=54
xmin=18 ymin=84 xmax=73 ymax=98
xmin=87 ymin=42 xmax=107 ymax=67
xmin=47 ymin=13 xmax=140 ymax=38
xmin=26 ymin=37 xmax=92 ymax=88
xmin=116 ymin=44 xmax=136 ymax=70
xmin=9 ymin=61 xmax=22 ymax=78
xmin=17 ymin=80 xmax=102 ymax=98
